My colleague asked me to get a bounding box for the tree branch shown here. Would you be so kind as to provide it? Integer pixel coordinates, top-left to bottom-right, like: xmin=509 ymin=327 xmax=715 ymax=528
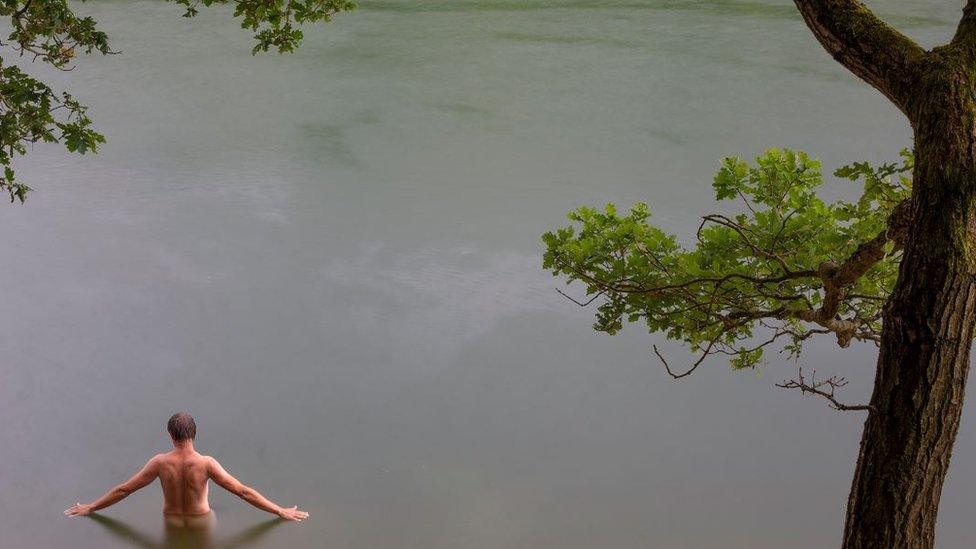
xmin=653 ymin=340 xmax=718 ymax=379
xmin=791 ymin=200 xmax=907 ymax=345
xmin=556 ymin=287 xmax=603 ymax=307
xmin=554 ymin=195 xmax=904 ymax=350
xmin=792 ymin=0 xmax=925 ymax=114
xmin=776 ymin=367 xmax=872 ymax=411
xmin=13 ymin=0 xmax=33 ymax=20
xmin=953 ymin=0 xmax=976 ymax=48
xmin=544 ymin=151 xmax=907 ymax=381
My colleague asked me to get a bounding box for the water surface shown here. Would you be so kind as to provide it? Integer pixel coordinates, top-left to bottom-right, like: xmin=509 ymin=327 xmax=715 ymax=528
xmin=2 ymin=1 xmax=974 ymax=547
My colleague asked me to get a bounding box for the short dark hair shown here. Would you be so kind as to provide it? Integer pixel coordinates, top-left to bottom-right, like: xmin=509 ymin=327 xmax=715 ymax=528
xmin=167 ymin=412 xmax=196 ymax=441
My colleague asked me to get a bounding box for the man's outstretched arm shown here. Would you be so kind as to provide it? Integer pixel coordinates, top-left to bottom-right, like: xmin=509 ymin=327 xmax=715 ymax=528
xmin=207 ymin=457 xmax=309 ymax=521
xmin=65 ymin=456 xmax=161 ymax=516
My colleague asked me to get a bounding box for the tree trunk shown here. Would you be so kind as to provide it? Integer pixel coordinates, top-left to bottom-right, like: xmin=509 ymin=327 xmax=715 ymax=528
xmin=843 ymin=49 xmax=976 ymax=549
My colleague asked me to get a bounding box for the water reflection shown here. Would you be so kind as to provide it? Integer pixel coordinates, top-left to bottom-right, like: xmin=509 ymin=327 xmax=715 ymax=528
xmin=218 ymin=519 xmax=285 ymax=548
xmin=89 ymin=514 xmax=156 ymax=549
xmin=88 ymin=513 xmax=283 ymax=549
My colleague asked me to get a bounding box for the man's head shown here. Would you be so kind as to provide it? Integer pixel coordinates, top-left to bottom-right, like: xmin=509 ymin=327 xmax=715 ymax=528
xmin=167 ymin=412 xmax=196 ymax=443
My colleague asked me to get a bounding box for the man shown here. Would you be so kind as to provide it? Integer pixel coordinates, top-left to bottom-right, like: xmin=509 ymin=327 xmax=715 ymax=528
xmin=64 ymin=412 xmax=308 ymax=522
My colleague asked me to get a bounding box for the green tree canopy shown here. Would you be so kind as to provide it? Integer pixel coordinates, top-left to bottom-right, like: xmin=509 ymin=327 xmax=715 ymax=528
xmin=543 ymin=149 xmax=913 ymax=408
xmin=0 ymin=0 xmax=354 ymax=203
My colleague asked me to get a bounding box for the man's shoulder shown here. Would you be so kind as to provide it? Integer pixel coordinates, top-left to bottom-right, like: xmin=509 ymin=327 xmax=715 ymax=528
xmin=142 ymin=453 xmax=168 ymax=471
xmin=197 ymin=455 xmax=224 ymax=477
xmin=152 ymin=452 xmax=214 ymax=472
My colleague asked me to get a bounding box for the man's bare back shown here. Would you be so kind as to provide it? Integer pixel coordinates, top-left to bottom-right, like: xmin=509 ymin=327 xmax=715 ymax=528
xmin=156 ymin=447 xmax=214 ymax=516
xmin=65 ymin=413 xmax=308 ymax=522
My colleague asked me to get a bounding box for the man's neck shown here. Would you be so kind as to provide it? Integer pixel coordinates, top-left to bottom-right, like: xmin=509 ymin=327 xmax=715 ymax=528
xmin=172 ymin=440 xmax=196 ymax=453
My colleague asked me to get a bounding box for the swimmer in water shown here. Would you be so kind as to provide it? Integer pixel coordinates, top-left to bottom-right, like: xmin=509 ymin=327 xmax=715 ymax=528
xmin=64 ymin=412 xmax=308 ymax=522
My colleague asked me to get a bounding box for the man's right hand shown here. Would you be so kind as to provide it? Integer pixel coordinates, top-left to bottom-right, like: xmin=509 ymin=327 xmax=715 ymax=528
xmin=64 ymin=502 xmax=93 ymax=516
xmin=278 ymin=506 xmax=309 ymax=521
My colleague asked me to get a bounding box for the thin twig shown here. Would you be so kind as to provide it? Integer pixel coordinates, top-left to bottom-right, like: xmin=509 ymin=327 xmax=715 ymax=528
xmin=555 ymin=287 xmax=602 ymax=307
xmin=776 ymin=367 xmax=872 ymax=411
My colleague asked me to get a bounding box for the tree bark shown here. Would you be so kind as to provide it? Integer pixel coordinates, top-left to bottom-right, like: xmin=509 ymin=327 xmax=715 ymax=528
xmin=792 ymin=0 xmax=924 ymax=115
xmin=842 ymin=48 xmax=976 ymax=549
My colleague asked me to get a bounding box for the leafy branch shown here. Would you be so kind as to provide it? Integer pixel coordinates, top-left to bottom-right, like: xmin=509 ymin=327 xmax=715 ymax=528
xmin=0 ymin=0 xmax=355 ymax=203
xmin=171 ymin=0 xmax=356 ymax=54
xmin=543 ymin=148 xmax=914 ymax=408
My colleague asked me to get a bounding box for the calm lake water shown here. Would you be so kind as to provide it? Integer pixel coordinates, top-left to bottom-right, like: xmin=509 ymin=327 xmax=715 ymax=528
xmin=1 ymin=1 xmax=973 ymax=547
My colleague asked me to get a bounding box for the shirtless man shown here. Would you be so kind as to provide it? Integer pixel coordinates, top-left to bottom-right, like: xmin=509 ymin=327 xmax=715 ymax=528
xmin=64 ymin=412 xmax=308 ymax=522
